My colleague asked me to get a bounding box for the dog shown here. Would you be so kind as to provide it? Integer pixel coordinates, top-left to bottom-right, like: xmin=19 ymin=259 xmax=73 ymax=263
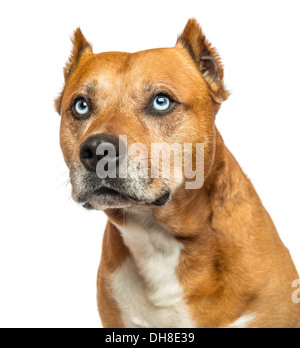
xmin=55 ymin=19 xmax=300 ymax=328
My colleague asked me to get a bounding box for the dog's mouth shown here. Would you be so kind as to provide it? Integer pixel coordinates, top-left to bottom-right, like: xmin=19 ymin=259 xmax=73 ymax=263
xmin=80 ymin=187 xmax=137 ymax=210
xmin=95 ymin=187 xmax=133 ymax=201
xmin=79 ymin=186 xmax=170 ymax=210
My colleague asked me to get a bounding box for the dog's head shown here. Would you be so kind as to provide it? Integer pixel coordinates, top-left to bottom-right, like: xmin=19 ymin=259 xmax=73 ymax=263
xmin=56 ymin=19 xmax=229 ymax=211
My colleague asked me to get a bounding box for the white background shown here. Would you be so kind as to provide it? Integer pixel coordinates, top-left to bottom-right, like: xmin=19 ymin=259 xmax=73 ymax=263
xmin=0 ymin=0 xmax=299 ymax=328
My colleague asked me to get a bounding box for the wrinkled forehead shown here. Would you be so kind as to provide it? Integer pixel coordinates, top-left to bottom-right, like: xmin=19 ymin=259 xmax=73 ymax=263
xmin=63 ymin=47 xmax=204 ymax=104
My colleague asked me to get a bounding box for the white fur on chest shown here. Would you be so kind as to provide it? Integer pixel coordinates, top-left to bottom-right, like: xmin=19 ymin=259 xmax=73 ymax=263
xmin=110 ymin=209 xmax=195 ymax=328
xmin=227 ymin=314 xmax=256 ymax=328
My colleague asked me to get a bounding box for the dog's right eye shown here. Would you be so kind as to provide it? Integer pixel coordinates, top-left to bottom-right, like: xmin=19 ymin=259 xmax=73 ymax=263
xmin=153 ymin=95 xmax=170 ymax=111
xmin=71 ymin=97 xmax=91 ymax=119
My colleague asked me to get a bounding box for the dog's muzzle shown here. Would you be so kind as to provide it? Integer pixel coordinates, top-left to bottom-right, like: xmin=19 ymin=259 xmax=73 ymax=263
xmin=75 ymin=133 xmax=170 ymax=210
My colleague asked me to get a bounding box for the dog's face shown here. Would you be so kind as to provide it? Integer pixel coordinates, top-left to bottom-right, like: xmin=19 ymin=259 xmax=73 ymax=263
xmin=56 ymin=19 xmax=228 ymax=210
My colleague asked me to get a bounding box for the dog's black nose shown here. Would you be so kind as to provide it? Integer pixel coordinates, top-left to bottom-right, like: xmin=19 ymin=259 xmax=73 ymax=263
xmin=79 ymin=134 xmax=125 ymax=172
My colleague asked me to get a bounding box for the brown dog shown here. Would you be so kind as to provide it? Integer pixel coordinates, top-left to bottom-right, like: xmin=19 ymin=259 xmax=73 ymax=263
xmin=56 ymin=19 xmax=300 ymax=328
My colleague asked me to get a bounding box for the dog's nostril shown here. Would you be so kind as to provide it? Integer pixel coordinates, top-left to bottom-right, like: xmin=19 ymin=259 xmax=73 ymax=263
xmin=81 ymin=148 xmax=93 ymax=159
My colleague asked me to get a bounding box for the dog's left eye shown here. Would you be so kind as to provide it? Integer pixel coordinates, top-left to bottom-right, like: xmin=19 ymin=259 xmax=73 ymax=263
xmin=75 ymin=98 xmax=89 ymax=115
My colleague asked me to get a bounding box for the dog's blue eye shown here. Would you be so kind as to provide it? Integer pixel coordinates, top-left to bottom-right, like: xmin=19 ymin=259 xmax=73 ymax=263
xmin=74 ymin=98 xmax=89 ymax=116
xmin=153 ymin=95 xmax=170 ymax=111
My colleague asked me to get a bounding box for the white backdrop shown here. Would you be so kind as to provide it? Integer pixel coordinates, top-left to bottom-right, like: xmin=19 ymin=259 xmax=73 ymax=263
xmin=0 ymin=0 xmax=299 ymax=328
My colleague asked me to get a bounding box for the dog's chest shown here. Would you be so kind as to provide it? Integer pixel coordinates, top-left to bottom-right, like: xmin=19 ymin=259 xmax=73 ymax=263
xmin=110 ymin=210 xmax=195 ymax=328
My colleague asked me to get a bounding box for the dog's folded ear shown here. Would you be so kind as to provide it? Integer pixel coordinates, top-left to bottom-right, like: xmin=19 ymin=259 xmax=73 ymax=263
xmin=55 ymin=28 xmax=92 ymax=114
xmin=177 ymin=19 xmax=229 ymax=103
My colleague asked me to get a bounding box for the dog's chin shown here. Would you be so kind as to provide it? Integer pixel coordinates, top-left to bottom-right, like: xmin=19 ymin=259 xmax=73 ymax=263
xmin=77 ymin=187 xmax=170 ymax=211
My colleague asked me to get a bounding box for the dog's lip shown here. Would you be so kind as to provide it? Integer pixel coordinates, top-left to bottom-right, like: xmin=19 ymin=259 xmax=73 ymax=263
xmin=79 ymin=186 xmax=171 ymax=208
xmin=93 ymin=187 xmax=137 ymax=202
xmin=78 ymin=187 xmax=137 ymax=210
xmin=91 ymin=187 xmax=171 ymax=207
xmin=82 ymin=186 xmax=143 ymax=206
